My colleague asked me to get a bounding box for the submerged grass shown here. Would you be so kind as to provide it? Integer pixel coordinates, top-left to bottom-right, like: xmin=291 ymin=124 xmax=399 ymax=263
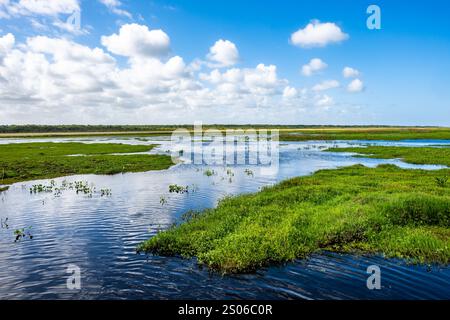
xmin=0 ymin=142 xmax=173 ymax=185
xmin=139 ymin=162 xmax=450 ymax=274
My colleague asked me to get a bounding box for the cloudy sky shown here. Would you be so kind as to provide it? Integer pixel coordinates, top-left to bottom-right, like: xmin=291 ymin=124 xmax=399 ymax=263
xmin=0 ymin=0 xmax=449 ymax=125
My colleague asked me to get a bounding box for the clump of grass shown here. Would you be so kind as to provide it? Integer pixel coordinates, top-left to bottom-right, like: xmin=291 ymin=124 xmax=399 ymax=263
xmin=169 ymin=184 xmax=189 ymax=194
xmin=204 ymin=169 xmax=216 ymax=177
xmin=139 ymin=164 xmax=450 ymax=274
xmin=244 ymin=169 xmax=254 ymax=177
xmin=435 ymin=176 xmax=448 ymax=188
xmin=14 ymin=226 xmax=33 ymax=242
xmin=100 ymin=188 xmax=112 ymax=197
xmin=1 ymin=217 xmax=9 ymax=229
xmin=29 ymin=180 xmax=111 ymax=198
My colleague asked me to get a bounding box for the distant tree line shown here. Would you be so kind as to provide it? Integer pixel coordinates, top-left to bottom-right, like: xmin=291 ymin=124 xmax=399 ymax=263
xmin=0 ymin=124 xmax=422 ymax=133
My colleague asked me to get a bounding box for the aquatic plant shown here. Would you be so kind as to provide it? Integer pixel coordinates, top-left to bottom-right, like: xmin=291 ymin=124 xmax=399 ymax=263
xmin=244 ymin=169 xmax=254 ymax=177
xmin=169 ymin=184 xmax=189 ymax=194
xmin=160 ymin=196 xmax=167 ymax=206
xmin=204 ymin=169 xmax=216 ymax=177
xmin=14 ymin=227 xmax=33 ymax=242
xmin=100 ymin=188 xmax=112 ymax=197
xmin=226 ymin=169 xmax=234 ymax=177
xmin=29 ymin=180 xmax=112 ymax=198
xmin=1 ymin=217 xmax=8 ymax=229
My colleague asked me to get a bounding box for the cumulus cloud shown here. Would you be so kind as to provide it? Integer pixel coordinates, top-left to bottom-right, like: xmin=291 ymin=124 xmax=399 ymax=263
xmin=101 ymin=23 xmax=170 ymax=58
xmin=291 ymin=20 xmax=349 ymax=48
xmin=283 ymin=86 xmax=298 ymax=99
xmin=207 ymin=39 xmax=239 ymax=68
xmin=0 ymin=32 xmax=14 ymax=56
xmin=343 ymin=66 xmax=360 ymax=78
xmin=312 ymin=80 xmax=340 ymax=92
xmin=201 ymin=63 xmax=286 ymax=97
xmin=301 ymin=58 xmax=327 ymax=76
xmin=98 ymin=0 xmax=131 ymax=18
xmin=315 ymin=94 xmax=334 ymax=107
xmin=0 ymin=22 xmax=358 ymax=124
xmin=347 ymin=78 xmax=364 ymax=93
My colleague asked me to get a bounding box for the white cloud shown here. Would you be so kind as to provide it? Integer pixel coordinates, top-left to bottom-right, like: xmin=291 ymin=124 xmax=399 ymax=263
xmin=0 ymin=32 xmax=14 ymax=56
xmin=101 ymin=23 xmax=170 ymax=58
xmin=98 ymin=0 xmax=131 ymax=18
xmin=343 ymin=66 xmax=360 ymax=78
xmin=315 ymin=94 xmax=334 ymax=107
xmin=1 ymin=0 xmax=79 ymax=17
xmin=283 ymin=86 xmax=298 ymax=99
xmin=202 ymin=64 xmax=287 ymax=95
xmin=207 ymin=39 xmax=239 ymax=68
xmin=0 ymin=26 xmax=358 ymax=124
xmin=312 ymin=80 xmax=340 ymax=92
xmin=291 ymin=20 xmax=349 ymax=48
xmin=301 ymin=58 xmax=327 ymax=76
xmin=347 ymin=78 xmax=364 ymax=93
xmin=0 ymin=0 xmax=85 ymax=34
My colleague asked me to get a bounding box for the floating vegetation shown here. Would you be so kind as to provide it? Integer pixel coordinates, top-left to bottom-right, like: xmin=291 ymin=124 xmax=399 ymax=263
xmin=169 ymin=184 xmax=189 ymax=194
xmin=244 ymin=169 xmax=254 ymax=177
xmin=100 ymin=188 xmax=112 ymax=197
xmin=29 ymin=179 xmax=112 ymax=198
xmin=226 ymin=169 xmax=234 ymax=177
xmin=14 ymin=227 xmax=33 ymax=242
xmin=160 ymin=196 xmax=167 ymax=206
xmin=204 ymin=169 xmax=216 ymax=177
xmin=1 ymin=217 xmax=8 ymax=229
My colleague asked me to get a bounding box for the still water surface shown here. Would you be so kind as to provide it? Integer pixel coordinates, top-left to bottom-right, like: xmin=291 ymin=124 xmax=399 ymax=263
xmin=0 ymin=137 xmax=449 ymax=299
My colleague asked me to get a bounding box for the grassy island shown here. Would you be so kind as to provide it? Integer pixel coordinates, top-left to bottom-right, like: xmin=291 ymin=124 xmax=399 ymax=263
xmin=0 ymin=142 xmax=173 ymax=186
xmin=139 ymin=147 xmax=450 ymax=274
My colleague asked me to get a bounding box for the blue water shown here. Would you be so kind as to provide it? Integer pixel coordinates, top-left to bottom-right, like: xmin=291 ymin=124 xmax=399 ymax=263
xmin=0 ymin=137 xmax=449 ymax=300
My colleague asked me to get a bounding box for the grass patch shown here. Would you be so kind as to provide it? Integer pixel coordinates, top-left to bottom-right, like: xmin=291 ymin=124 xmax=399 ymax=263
xmin=0 ymin=142 xmax=173 ymax=184
xmin=327 ymin=145 xmax=450 ymax=166
xmin=139 ymin=164 xmax=450 ymax=273
xmin=3 ymin=126 xmax=450 ymax=141
xmin=280 ymin=128 xmax=450 ymax=141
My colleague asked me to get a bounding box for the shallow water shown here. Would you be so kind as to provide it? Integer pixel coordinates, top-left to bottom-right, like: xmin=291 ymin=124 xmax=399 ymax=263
xmin=0 ymin=137 xmax=449 ymax=300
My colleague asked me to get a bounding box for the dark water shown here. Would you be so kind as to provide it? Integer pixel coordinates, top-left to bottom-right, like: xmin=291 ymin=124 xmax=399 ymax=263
xmin=0 ymin=137 xmax=449 ymax=300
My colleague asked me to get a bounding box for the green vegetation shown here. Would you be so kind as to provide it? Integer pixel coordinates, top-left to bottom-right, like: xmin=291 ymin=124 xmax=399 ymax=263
xmin=169 ymin=184 xmax=190 ymax=194
xmin=139 ymin=162 xmax=450 ymax=273
xmin=327 ymin=145 xmax=450 ymax=167
xmin=2 ymin=125 xmax=450 ymax=141
xmin=0 ymin=142 xmax=173 ymax=185
xmin=280 ymin=128 xmax=450 ymax=141
xmin=204 ymin=169 xmax=216 ymax=177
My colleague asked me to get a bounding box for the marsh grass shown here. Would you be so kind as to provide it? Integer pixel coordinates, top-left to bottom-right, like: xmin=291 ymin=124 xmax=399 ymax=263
xmin=139 ymin=164 xmax=450 ymax=273
xmin=0 ymin=142 xmax=173 ymax=185
xmin=327 ymin=145 xmax=450 ymax=166
xmin=280 ymin=128 xmax=450 ymax=141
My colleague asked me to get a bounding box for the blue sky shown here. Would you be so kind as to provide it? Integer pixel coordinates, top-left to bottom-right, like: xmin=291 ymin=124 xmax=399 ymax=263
xmin=0 ymin=0 xmax=449 ymax=125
